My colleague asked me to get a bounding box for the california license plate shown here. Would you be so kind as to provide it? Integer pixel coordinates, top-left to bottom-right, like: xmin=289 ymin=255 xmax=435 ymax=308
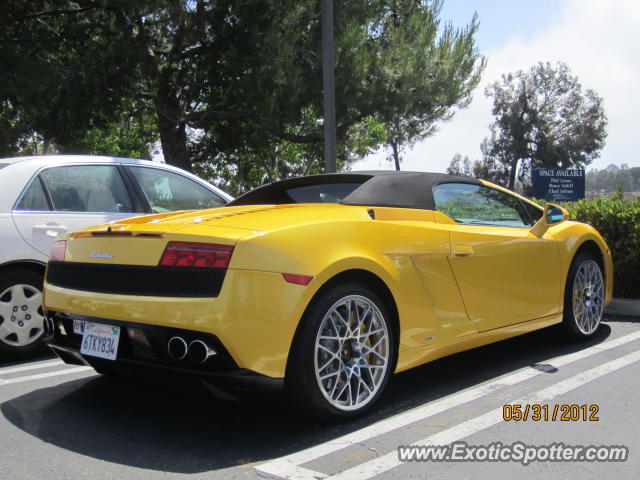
xmin=80 ymin=322 xmax=120 ymax=361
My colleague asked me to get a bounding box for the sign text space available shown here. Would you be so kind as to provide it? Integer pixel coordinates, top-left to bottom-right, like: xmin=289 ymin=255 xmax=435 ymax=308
xmin=532 ymin=169 xmax=585 ymax=201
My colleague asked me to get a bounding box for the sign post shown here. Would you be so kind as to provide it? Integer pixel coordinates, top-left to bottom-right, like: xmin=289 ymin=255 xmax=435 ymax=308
xmin=532 ymin=169 xmax=585 ymax=202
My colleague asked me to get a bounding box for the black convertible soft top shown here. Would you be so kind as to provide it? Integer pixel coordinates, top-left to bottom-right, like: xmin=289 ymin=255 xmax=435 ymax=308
xmin=228 ymin=171 xmax=482 ymax=210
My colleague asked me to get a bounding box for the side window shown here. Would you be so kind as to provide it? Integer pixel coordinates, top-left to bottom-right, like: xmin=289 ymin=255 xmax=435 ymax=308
xmin=15 ymin=178 xmax=51 ymax=211
xmin=40 ymin=166 xmax=134 ymax=213
xmin=433 ymin=183 xmax=532 ymax=227
xmin=128 ymin=166 xmax=226 ymax=213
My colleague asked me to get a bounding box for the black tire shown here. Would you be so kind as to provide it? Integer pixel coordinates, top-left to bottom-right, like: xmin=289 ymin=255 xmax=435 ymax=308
xmin=286 ymin=282 xmax=396 ymax=421
xmin=0 ymin=268 xmax=48 ymax=361
xmin=562 ymin=252 xmax=605 ymax=340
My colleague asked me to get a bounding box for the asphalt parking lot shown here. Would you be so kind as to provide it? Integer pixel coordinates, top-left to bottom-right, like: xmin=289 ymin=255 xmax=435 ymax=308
xmin=1 ymin=315 xmax=638 ymax=480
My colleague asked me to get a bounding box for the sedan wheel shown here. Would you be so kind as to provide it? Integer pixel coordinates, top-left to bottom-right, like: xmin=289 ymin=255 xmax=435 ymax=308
xmin=0 ymin=269 xmax=47 ymax=360
xmin=563 ymin=254 xmax=605 ymax=340
xmin=288 ymin=282 xmax=395 ymax=420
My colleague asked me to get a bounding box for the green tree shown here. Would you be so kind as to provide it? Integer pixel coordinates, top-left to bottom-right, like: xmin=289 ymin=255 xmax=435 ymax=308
xmin=185 ymin=0 xmax=484 ymax=179
xmin=1 ymin=1 xmax=484 ymax=190
xmin=0 ymin=1 xmax=144 ymax=155
xmin=446 ymin=152 xmax=506 ymax=184
xmin=0 ymin=100 xmax=37 ymax=156
xmin=194 ymin=110 xmax=387 ymax=195
xmin=65 ymin=103 xmax=158 ymax=159
xmin=373 ymin=2 xmax=485 ymax=170
xmin=481 ymin=62 xmax=607 ymax=193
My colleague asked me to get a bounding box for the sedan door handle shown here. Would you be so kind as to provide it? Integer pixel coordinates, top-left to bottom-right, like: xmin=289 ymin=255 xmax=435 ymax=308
xmin=33 ymin=224 xmax=68 ymax=237
xmin=452 ymin=245 xmax=474 ymax=257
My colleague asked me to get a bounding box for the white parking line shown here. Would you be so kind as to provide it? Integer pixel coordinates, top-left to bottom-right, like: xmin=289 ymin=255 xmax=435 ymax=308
xmin=255 ymin=330 xmax=640 ymax=479
xmin=0 ymin=359 xmax=64 ymax=375
xmin=0 ymin=366 xmax=93 ymax=386
xmin=330 ymin=348 xmax=640 ymax=480
xmin=261 ymin=463 xmax=329 ymax=480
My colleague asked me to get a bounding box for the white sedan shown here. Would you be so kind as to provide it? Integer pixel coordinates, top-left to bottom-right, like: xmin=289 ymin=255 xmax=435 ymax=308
xmin=0 ymin=155 xmax=232 ymax=360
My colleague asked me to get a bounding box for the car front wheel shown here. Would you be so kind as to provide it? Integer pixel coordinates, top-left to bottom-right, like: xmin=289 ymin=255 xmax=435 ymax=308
xmin=562 ymin=253 xmax=605 ymax=340
xmin=0 ymin=269 xmax=47 ymax=360
xmin=287 ymin=283 xmax=396 ymax=420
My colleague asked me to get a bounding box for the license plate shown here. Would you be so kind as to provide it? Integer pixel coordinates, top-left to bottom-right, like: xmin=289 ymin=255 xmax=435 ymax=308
xmin=80 ymin=322 xmax=120 ymax=361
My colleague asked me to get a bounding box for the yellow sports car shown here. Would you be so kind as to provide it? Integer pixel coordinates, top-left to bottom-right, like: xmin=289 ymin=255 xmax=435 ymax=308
xmin=43 ymin=171 xmax=613 ymax=419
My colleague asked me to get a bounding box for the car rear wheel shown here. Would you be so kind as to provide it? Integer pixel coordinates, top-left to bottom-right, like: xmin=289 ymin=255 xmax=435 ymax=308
xmin=287 ymin=283 xmax=396 ymax=420
xmin=0 ymin=269 xmax=47 ymax=360
xmin=562 ymin=253 xmax=605 ymax=340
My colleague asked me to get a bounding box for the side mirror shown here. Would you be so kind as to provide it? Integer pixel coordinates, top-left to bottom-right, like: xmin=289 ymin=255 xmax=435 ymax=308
xmin=530 ymin=203 xmax=569 ymax=237
xmin=544 ymin=203 xmax=569 ymax=225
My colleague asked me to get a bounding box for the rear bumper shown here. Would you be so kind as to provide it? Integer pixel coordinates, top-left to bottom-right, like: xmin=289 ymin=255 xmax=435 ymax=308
xmin=45 ymin=312 xmax=283 ymax=392
xmin=43 ymin=268 xmax=313 ymax=378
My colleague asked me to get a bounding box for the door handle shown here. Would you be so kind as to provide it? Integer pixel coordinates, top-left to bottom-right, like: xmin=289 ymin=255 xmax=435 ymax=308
xmin=33 ymin=225 xmax=68 ymax=237
xmin=452 ymin=245 xmax=474 ymax=257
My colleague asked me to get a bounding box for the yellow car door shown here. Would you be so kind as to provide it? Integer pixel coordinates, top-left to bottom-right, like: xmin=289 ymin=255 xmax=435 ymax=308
xmin=433 ymin=182 xmax=562 ymax=331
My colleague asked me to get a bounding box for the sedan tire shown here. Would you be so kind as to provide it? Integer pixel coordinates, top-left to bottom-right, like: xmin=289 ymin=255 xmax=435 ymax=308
xmin=0 ymin=268 xmax=47 ymax=360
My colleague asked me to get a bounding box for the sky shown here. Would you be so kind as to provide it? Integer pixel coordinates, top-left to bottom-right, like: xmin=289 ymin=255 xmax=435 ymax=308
xmin=354 ymin=0 xmax=640 ymax=173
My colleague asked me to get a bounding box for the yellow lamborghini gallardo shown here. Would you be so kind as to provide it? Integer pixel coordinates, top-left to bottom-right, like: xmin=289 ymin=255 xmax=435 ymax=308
xmin=43 ymin=171 xmax=613 ymax=419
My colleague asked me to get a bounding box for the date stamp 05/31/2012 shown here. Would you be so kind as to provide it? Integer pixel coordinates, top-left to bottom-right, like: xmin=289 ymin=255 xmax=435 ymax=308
xmin=503 ymin=404 xmax=600 ymax=422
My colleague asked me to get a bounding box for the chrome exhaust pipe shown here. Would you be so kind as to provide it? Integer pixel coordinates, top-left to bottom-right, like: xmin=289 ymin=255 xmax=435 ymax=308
xmin=188 ymin=340 xmax=217 ymax=364
xmin=167 ymin=336 xmax=188 ymax=360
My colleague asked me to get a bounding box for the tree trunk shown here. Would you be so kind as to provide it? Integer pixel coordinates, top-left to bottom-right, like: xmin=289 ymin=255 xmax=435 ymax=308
xmin=391 ymin=141 xmax=401 ymax=171
xmin=154 ymin=72 xmax=192 ymax=172
xmin=153 ymin=59 xmax=192 ymax=171
xmin=157 ymin=114 xmax=191 ymax=172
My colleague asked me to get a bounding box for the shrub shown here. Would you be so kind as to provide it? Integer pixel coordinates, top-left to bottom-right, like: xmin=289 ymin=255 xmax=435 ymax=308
xmin=560 ymin=196 xmax=640 ymax=298
xmin=531 ymin=195 xmax=639 ymax=297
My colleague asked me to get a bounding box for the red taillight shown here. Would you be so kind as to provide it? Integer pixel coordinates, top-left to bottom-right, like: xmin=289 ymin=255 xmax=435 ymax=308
xmin=159 ymin=242 xmax=234 ymax=268
xmin=282 ymin=273 xmax=313 ymax=285
xmin=50 ymin=240 xmax=66 ymax=262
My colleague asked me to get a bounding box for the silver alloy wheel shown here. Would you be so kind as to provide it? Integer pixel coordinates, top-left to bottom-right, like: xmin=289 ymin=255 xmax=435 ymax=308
xmin=314 ymin=294 xmax=390 ymax=411
xmin=572 ymin=259 xmax=604 ymax=335
xmin=0 ymin=284 xmax=44 ymax=347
